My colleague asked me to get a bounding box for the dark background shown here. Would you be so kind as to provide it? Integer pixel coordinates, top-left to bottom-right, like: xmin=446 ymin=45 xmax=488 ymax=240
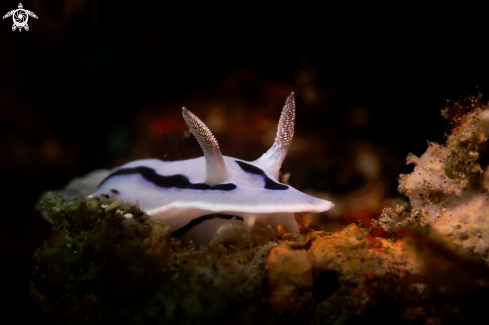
xmin=1 ymin=0 xmax=487 ymax=321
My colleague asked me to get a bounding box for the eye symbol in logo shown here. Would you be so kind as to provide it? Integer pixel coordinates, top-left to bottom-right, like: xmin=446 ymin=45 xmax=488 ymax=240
xmin=2 ymin=3 xmax=38 ymax=32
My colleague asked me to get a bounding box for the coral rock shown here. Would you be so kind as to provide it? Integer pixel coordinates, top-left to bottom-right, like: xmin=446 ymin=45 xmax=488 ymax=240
xmin=268 ymin=246 xmax=314 ymax=315
xmin=267 ymin=224 xmax=423 ymax=320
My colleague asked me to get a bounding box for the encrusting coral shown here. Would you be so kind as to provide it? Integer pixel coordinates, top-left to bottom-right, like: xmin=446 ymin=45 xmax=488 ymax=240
xmin=379 ymin=93 xmax=489 ymax=262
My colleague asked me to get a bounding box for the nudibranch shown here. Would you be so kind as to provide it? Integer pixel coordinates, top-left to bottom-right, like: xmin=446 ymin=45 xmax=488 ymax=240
xmin=93 ymin=93 xmax=334 ymax=245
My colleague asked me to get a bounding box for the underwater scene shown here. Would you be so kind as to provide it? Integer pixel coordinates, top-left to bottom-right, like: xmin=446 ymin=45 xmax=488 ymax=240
xmin=1 ymin=1 xmax=489 ymax=324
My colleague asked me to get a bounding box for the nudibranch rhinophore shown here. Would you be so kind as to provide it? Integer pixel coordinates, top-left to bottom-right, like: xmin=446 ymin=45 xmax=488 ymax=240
xmin=93 ymin=93 xmax=334 ymax=245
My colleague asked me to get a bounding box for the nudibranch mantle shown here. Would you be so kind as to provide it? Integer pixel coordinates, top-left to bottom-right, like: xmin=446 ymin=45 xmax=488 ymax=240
xmin=92 ymin=93 xmax=334 ymax=245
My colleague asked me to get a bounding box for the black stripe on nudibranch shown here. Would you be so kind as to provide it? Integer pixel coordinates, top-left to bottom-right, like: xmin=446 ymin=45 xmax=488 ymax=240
xmin=235 ymin=161 xmax=289 ymax=190
xmin=172 ymin=214 xmax=244 ymax=237
xmin=97 ymin=166 xmax=237 ymax=191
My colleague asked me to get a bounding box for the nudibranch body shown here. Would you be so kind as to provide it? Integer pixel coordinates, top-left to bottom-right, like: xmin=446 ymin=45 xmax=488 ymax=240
xmin=93 ymin=93 xmax=334 ymax=245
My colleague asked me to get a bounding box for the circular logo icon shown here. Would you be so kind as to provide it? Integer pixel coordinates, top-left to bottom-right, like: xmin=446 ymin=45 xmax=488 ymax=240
xmin=13 ymin=9 xmax=28 ymax=28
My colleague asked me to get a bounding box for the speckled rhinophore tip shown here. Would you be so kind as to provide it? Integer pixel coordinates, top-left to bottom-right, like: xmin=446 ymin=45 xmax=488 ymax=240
xmin=253 ymin=92 xmax=296 ymax=179
xmin=275 ymin=92 xmax=295 ymax=149
xmin=182 ymin=107 xmax=227 ymax=185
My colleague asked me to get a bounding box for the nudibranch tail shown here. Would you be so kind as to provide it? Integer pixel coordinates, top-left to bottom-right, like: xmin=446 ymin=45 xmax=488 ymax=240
xmin=182 ymin=107 xmax=228 ymax=185
xmin=253 ymin=92 xmax=296 ymax=179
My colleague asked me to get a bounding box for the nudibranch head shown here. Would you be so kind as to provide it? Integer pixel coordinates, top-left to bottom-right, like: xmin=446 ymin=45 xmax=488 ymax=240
xmin=93 ymin=93 xmax=334 ymax=246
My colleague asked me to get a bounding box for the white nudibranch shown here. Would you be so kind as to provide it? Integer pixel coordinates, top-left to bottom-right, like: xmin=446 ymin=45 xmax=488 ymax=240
xmin=92 ymin=93 xmax=334 ymax=245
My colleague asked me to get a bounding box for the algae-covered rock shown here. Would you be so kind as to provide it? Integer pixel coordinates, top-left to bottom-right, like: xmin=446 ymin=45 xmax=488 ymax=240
xmin=33 ymin=193 xmax=278 ymax=324
xmin=32 ymin=193 xmax=170 ymax=323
